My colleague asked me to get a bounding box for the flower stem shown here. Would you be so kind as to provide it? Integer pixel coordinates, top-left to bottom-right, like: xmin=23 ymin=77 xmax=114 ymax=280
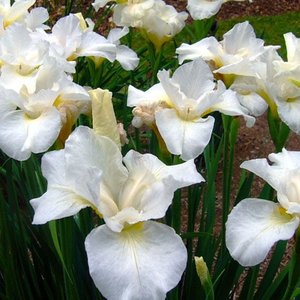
xmin=282 ymin=227 xmax=300 ymax=300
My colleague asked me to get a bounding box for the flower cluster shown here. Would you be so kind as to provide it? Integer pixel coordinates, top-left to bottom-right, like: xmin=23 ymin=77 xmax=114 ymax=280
xmin=2 ymin=0 xmax=300 ymax=299
xmin=0 ymin=1 xmax=139 ymax=161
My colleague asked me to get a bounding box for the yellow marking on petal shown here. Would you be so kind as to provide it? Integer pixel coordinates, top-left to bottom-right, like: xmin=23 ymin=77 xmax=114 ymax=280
xmin=139 ymin=28 xmax=171 ymax=52
xmin=90 ymin=203 xmax=103 ymax=219
xmin=258 ymin=89 xmax=279 ymax=119
xmin=286 ymin=97 xmax=298 ymax=103
xmin=123 ymin=222 xmax=144 ymax=233
xmin=278 ymin=206 xmax=292 ymax=218
xmin=290 ymin=78 xmax=300 ymax=88
xmin=201 ymin=108 xmax=213 ymax=118
xmin=91 ymin=57 xmax=105 ymax=68
xmin=67 ymin=53 xmax=77 ymax=62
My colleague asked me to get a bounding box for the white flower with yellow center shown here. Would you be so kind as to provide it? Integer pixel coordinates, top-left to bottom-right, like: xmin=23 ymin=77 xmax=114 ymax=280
xmin=226 ymin=149 xmax=300 ymax=266
xmin=128 ymin=58 xmax=254 ymax=161
xmin=30 ymin=125 xmax=204 ymax=299
xmin=0 ymin=0 xmax=35 ymax=29
xmin=176 ymin=22 xmax=277 ymax=83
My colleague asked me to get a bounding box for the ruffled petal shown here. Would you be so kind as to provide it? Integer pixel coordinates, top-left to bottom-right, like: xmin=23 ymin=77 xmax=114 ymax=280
xmin=156 ymin=108 xmax=214 ymax=160
xmin=85 ymin=221 xmax=187 ymax=300
xmin=31 ymin=150 xmax=93 ymax=224
xmin=226 ymin=198 xmax=299 ymax=266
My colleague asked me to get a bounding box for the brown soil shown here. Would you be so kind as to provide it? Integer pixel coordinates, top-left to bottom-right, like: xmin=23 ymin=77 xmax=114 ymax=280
xmin=165 ymin=0 xmax=300 ymax=18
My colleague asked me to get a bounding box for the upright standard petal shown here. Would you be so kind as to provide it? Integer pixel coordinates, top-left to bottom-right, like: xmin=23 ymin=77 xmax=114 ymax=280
xmin=226 ymin=198 xmax=299 ymax=266
xmin=85 ymin=221 xmax=187 ymax=300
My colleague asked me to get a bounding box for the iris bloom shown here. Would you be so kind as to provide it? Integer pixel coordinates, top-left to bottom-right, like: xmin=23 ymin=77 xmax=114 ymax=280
xmin=176 ymin=22 xmax=281 ymax=118
xmin=0 ymin=61 xmax=91 ymax=160
xmin=128 ymin=58 xmax=254 ymax=161
xmin=226 ymin=149 xmax=300 ymax=266
xmin=176 ymin=22 xmax=277 ymax=85
xmin=30 ymin=126 xmax=204 ymax=299
xmin=92 ymin=0 xmax=187 ymax=50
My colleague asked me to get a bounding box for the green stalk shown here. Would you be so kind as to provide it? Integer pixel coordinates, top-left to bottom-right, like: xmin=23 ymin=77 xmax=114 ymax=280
xmin=282 ymin=227 xmax=300 ymax=300
xmin=267 ymin=108 xmax=290 ymax=152
xmin=221 ymin=116 xmax=239 ymax=244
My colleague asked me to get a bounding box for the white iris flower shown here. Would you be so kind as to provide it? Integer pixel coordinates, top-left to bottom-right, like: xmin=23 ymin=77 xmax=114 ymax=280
xmin=128 ymin=58 xmax=254 ymax=161
xmin=226 ymin=149 xmax=300 ymax=266
xmin=30 ymin=126 xmax=204 ymax=299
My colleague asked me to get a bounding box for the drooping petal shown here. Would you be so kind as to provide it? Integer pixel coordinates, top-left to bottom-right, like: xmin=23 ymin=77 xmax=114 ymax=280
xmin=30 ymin=150 xmax=96 ymax=224
xmin=85 ymin=221 xmax=187 ymax=300
xmin=0 ymin=107 xmax=61 ymax=161
xmin=276 ymin=97 xmax=300 ymax=134
xmin=176 ymin=36 xmax=222 ymax=65
xmin=156 ymin=108 xmax=214 ymax=160
xmin=115 ymin=45 xmax=139 ymax=71
xmin=209 ymin=88 xmax=255 ymax=127
xmin=226 ymin=198 xmax=299 ymax=266
xmin=240 ymin=158 xmax=287 ymax=192
xmin=107 ymin=27 xmax=129 ymax=44
xmin=127 ymin=83 xmax=168 ymax=107
xmin=77 ymin=31 xmax=116 ymax=62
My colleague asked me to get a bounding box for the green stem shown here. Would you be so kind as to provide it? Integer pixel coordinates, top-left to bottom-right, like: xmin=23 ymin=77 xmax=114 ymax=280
xmin=283 ymin=227 xmax=300 ymax=300
xmin=221 ymin=116 xmax=239 ymax=244
xmin=267 ymin=108 xmax=290 ymax=152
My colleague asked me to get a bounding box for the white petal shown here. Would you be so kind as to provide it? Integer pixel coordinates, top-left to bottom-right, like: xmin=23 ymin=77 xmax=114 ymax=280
xmin=85 ymin=221 xmax=187 ymax=300
xmin=92 ymin=0 xmax=111 ymax=11
xmin=107 ymin=27 xmax=129 ymax=44
xmin=171 ymin=59 xmax=215 ymax=100
xmin=78 ymin=32 xmax=116 ymax=62
xmin=23 ymin=108 xmax=62 ymax=154
xmin=268 ymin=148 xmax=300 ymax=169
xmin=241 ymin=158 xmax=282 ymax=191
xmin=127 ymin=83 xmax=167 ymax=107
xmin=236 ymin=92 xmax=268 ymax=117
xmin=211 ymin=88 xmax=255 ymax=127
xmin=25 ymin=7 xmax=49 ymax=30
xmin=112 ymin=150 xmax=203 ymax=226
xmin=0 ymin=108 xmax=61 ymax=160
xmin=30 ymin=150 xmax=92 ymax=224
xmin=187 ymin=0 xmax=223 ymax=20
xmin=64 ymin=126 xmax=127 ymax=213
xmin=222 ymin=21 xmax=264 ymax=56
xmin=226 ymin=198 xmax=299 ymax=266
xmin=176 ymin=36 xmax=221 ymax=64
xmin=31 ymin=187 xmax=92 ymax=224
xmin=156 ymin=109 xmax=214 ymax=160
xmin=0 ymin=110 xmax=31 ymax=160
xmin=276 ymin=98 xmax=300 ymax=134
xmin=115 ymin=45 xmax=139 ymax=70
